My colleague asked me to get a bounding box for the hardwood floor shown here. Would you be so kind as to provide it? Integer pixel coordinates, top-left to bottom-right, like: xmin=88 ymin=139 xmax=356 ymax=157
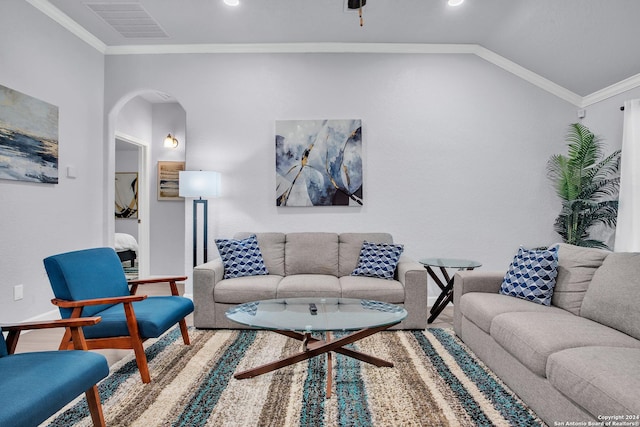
xmin=12 ymin=285 xmax=454 ymax=368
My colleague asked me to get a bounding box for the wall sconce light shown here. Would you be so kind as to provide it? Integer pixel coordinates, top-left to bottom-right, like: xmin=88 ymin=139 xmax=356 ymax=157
xmin=179 ymin=170 xmax=221 ymax=267
xmin=164 ymin=133 xmax=179 ymax=149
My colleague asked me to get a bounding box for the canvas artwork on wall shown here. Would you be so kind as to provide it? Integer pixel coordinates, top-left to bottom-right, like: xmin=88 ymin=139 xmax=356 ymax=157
xmin=276 ymin=119 xmax=363 ymax=206
xmin=0 ymin=84 xmax=59 ymax=183
xmin=157 ymin=160 xmax=185 ymax=200
xmin=115 ymin=172 xmax=138 ymax=219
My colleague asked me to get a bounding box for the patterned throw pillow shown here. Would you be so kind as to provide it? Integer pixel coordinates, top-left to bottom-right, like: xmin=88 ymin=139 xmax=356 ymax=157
xmin=215 ymin=234 xmax=269 ymax=279
xmin=500 ymin=246 xmax=559 ymax=306
xmin=351 ymin=241 xmax=404 ymax=280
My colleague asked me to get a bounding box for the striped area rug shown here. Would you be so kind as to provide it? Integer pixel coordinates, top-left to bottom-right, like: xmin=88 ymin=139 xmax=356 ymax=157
xmin=44 ymin=328 xmax=546 ymax=427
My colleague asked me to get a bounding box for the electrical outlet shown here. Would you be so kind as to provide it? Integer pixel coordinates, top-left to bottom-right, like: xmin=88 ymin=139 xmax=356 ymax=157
xmin=14 ymin=284 xmax=23 ymax=301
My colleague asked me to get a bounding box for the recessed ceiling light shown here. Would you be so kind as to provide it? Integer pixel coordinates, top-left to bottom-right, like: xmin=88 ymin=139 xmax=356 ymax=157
xmin=224 ymin=0 xmax=239 ymax=6
xmin=448 ymin=0 xmax=464 ymax=6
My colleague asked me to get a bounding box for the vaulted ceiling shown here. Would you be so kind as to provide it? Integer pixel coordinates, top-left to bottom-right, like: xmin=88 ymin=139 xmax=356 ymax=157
xmin=32 ymin=0 xmax=640 ymax=105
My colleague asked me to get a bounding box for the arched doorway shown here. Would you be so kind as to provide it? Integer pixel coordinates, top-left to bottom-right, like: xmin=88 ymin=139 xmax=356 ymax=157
xmin=106 ymin=90 xmax=187 ymax=278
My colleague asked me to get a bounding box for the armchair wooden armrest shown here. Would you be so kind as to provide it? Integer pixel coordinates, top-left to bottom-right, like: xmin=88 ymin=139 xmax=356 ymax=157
xmin=52 ymin=294 xmax=147 ymax=308
xmin=128 ymin=275 xmax=187 ymax=296
xmin=1 ymin=317 xmax=102 ymax=354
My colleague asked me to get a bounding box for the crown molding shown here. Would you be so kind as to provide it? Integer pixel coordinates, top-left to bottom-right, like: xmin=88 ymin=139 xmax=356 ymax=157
xmin=104 ymin=42 xmax=583 ymax=106
xmin=581 ymin=72 xmax=640 ymax=107
xmin=472 ymin=46 xmax=583 ymax=107
xmin=28 ymin=0 xmax=639 ymax=108
xmin=104 ymin=42 xmax=478 ymax=55
xmin=26 ymin=0 xmax=106 ymax=53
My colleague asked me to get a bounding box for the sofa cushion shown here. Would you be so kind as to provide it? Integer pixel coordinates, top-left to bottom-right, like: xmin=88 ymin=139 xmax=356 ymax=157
xmin=490 ymin=312 xmax=640 ymax=377
xmin=552 ymin=243 xmax=609 ymax=315
xmin=340 ymin=276 xmax=404 ymax=303
xmin=338 ymin=233 xmax=394 ymax=277
xmin=581 ymin=252 xmax=640 ymax=340
xmin=285 ymin=233 xmax=339 ymax=276
xmin=459 ymin=292 xmax=572 ymax=334
xmin=351 ymin=241 xmax=404 ymax=280
xmin=276 ymin=274 xmax=341 ymax=298
xmin=215 ymin=234 xmax=269 ymax=279
xmin=547 ymin=347 xmax=640 ymax=418
xmin=234 ymin=232 xmax=286 ymax=276
xmin=499 ymin=246 xmax=558 ymax=306
xmin=214 ymin=275 xmax=282 ymax=304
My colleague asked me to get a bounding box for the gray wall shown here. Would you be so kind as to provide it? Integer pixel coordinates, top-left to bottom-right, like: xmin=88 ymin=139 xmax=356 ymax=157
xmin=104 ymin=52 xmax=577 ymax=297
xmin=150 ymin=103 xmax=187 ymax=275
xmin=2 ymin=1 xmax=638 ymax=320
xmin=0 ymin=1 xmax=105 ymax=320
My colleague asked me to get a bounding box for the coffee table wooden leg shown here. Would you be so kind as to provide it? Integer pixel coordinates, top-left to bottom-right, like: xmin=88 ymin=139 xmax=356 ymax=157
xmin=234 ymin=323 xmax=397 ymax=380
xmin=234 ymin=346 xmax=318 ymax=379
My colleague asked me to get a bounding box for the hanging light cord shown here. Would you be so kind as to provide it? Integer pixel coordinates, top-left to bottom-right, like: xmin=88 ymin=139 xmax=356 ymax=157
xmin=359 ymin=0 xmax=364 ymax=26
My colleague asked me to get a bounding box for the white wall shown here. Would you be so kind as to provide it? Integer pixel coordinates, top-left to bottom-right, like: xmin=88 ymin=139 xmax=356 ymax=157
xmin=105 ymin=52 xmax=579 ymax=297
xmin=2 ymin=3 xmax=637 ymax=318
xmin=583 ymin=87 xmax=640 ymax=151
xmin=151 ymin=103 xmax=186 ymax=274
xmin=0 ymin=1 xmax=105 ymax=321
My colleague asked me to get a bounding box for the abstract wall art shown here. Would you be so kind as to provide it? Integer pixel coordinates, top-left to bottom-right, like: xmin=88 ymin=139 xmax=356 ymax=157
xmin=115 ymin=172 xmax=138 ymax=219
xmin=276 ymin=119 xmax=363 ymax=207
xmin=0 ymin=84 xmax=59 ymax=183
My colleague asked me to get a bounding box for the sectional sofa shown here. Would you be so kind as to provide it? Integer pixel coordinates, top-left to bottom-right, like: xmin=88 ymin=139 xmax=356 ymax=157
xmin=453 ymin=243 xmax=640 ymax=425
xmin=193 ymin=232 xmax=428 ymax=329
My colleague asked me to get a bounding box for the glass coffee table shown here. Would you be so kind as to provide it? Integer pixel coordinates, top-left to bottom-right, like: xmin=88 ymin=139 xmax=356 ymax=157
xmin=226 ymin=297 xmax=407 ymax=398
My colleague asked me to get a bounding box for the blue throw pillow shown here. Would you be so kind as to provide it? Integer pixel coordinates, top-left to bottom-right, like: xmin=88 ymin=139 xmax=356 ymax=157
xmin=215 ymin=234 xmax=269 ymax=279
xmin=500 ymin=246 xmax=559 ymax=306
xmin=351 ymin=241 xmax=404 ymax=280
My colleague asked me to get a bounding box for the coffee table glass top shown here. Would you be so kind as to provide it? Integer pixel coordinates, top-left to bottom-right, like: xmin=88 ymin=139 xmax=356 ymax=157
xmin=225 ymin=298 xmax=407 ymax=332
xmin=419 ymin=258 xmax=482 ymax=269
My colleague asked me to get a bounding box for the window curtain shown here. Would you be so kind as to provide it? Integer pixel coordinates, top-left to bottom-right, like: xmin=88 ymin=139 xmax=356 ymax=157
xmin=614 ymin=99 xmax=640 ymax=252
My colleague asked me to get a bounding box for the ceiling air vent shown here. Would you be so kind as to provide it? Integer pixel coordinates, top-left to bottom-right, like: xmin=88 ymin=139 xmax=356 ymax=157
xmin=85 ymin=2 xmax=169 ymax=39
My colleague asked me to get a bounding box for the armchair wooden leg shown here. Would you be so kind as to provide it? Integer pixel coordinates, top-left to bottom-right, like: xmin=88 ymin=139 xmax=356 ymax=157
xmin=131 ymin=337 xmax=151 ymax=383
xmin=178 ymin=319 xmax=190 ymax=345
xmin=123 ymin=302 xmax=151 ymax=383
xmin=58 ymin=327 xmax=74 ymax=350
xmin=85 ymin=385 xmax=106 ymax=427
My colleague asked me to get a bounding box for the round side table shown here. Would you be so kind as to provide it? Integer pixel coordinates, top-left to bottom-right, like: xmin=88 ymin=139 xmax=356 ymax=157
xmin=419 ymin=258 xmax=482 ymax=324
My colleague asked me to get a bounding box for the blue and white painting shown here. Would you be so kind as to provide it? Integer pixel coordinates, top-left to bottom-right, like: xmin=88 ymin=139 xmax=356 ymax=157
xmin=0 ymin=85 xmax=59 ymax=183
xmin=276 ymin=119 xmax=363 ymax=206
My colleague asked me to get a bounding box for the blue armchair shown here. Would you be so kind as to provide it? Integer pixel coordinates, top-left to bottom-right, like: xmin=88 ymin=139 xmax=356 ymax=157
xmin=44 ymin=247 xmax=194 ymax=383
xmin=0 ymin=317 xmax=108 ymax=427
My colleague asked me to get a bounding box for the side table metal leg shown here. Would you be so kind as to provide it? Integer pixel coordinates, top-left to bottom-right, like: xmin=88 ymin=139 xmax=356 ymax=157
xmin=326 ymin=331 xmax=332 ymax=399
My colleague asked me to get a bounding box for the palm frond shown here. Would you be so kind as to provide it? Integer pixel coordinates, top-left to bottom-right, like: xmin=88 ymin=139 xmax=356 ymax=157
xmin=548 ymin=123 xmax=619 ymax=249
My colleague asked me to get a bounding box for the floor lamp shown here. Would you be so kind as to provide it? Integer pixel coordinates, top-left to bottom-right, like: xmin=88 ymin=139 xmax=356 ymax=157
xmin=179 ymin=171 xmax=221 ymax=267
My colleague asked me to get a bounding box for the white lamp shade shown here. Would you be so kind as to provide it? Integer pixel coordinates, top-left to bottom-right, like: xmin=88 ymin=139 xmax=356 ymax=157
xmin=179 ymin=171 xmax=221 ymax=198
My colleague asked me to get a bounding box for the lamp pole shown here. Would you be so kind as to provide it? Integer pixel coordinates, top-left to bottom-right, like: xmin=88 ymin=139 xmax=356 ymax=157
xmin=192 ymin=198 xmax=208 ymax=268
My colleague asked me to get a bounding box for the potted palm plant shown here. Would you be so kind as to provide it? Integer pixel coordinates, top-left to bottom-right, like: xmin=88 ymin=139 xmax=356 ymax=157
xmin=546 ymin=123 xmax=621 ymax=249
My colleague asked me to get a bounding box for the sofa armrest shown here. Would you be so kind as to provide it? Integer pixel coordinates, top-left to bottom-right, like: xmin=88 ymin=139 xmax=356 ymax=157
xmin=453 ymin=270 xmax=504 ymax=335
xmin=193 ymin=258 xmax=225 ymax=328
xmin=396 ymin=256 xmax=428 ymax=329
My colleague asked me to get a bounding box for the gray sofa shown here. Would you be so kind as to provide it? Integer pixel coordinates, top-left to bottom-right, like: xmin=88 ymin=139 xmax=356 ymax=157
xmin=453 ymin=243 xmax=640 ymax=425
xmin=194 ymin=232 xmax=428 ymax=329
